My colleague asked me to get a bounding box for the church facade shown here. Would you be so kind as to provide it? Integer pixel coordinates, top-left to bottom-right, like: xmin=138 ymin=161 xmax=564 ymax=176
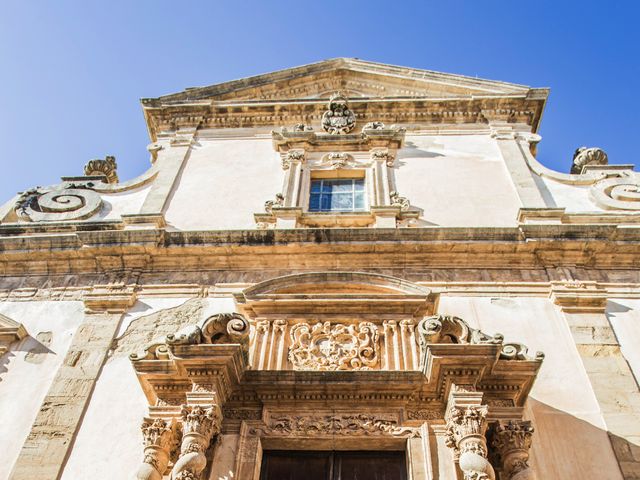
xmin=0 ymin=58 xmax=639 ymax=479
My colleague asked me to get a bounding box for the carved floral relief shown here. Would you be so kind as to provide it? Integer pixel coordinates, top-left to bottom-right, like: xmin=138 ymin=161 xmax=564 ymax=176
xmin=288 ymin=321 xmax=379 ymax=371
xmin=321 ymin=93 xmax=356 ymax=134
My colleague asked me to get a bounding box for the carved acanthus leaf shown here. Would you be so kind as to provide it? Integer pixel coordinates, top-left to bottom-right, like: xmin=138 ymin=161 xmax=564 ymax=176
xmin=288 ymin=321 xmax=378 ymax=371
xmin=417 ymin=315 xmax=503 ymax=348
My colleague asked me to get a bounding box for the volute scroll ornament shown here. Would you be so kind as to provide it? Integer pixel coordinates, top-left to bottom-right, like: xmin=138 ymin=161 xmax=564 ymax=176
xmin=321 ymin=93 xmax=356 ymax=134
xmin=417 ymin=315 xmax=543 ymax=363
xmin=14 ymin=181 xmax=103 ymax=222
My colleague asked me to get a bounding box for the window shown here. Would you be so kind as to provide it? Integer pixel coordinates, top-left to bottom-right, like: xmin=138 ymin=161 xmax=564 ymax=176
xmin=260 ymin=451 xmax=407 ymax=480
xmin=309 ymin=178 xmax=366 ymax=213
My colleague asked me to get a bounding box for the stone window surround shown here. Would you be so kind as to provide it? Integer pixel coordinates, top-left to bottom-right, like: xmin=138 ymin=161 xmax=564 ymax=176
xmin=256 ymin=147 xmax=417 ymax=229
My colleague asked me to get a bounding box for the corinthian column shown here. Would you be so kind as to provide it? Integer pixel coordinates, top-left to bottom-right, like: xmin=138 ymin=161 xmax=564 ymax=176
xmin=171 ymin=404 xmax=222 ymax=480
xmin=135 ymin=418 xmax=175 ymax=480
xmin=490 ymin=420 xmax=536 ymax=480
xmin=445 ymin=405 xmax=495 ymax=480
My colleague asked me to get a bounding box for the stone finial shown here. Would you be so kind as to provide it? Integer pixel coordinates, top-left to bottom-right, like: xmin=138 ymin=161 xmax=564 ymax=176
xmin=445 ymin=405 xmax=495 ymax=480
xmin=571 ymin=147 xmax=608 ymax=174
xmin=135 ymin=418 xmax=175 ymax=480
xmin=84 ymin=155 xmax=118 ymax=183
xmin=490 ymin=420 xmax=536 ymax=479
xmin=321 ymin=93 xmax=356 ymax=134
xmin=171 ymin=405 xmax=222 ymax=480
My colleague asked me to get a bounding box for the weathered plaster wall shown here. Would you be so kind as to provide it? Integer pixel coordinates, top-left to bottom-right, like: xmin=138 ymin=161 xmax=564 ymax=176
xmin=396 ymin=134 xmax=522 ymax=227
xmin=60 ymin=296 xmax=237 ymax=480
xmin=437 ymin=296 xmax=624 ymax=479
xmin=0 ymin=301 xmax=84 ymax=480
xmin=164 ymin=135 xmax=281 ymax=230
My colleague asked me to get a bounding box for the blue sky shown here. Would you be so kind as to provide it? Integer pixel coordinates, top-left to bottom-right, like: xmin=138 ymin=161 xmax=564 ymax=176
xmin=0 ymin=1 xmax=638 ymax=199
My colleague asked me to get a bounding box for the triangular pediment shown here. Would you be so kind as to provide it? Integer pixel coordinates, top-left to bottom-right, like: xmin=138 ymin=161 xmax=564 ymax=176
xmin=147 ymin=58 xmax=534 ymax=105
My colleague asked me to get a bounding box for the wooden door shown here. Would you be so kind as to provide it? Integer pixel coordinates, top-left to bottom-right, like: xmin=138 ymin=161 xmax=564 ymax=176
xmin=260 ymin=451 xmax=407 ymax=480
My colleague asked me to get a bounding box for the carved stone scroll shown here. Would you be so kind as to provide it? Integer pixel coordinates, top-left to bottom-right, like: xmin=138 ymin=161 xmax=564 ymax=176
xmin=14 ymin=181 xmax=103 ymax=222
xmin=171 ymin=405 xmax=221 ymax=480
xmin=135 ymin=418 xmax=175 ymax=480
xmin=490 ymin=420 xmax=536 ymax=480
xmin=321 ymin=93 xmax=356 ymax=134
xmin=590 ymin=173 xmax=640 ymax=211
xmin=288 ymin=321 xmax=379 ymax=371
xmin=445 ymin=405 xmax=495 ymax=480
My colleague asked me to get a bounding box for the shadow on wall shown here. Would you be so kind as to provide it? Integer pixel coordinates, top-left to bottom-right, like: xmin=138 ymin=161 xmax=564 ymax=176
xmin=527 ymin=398 xmax=634 ymax=479
xmin=0 ymin=333 xmax=55 ymax=380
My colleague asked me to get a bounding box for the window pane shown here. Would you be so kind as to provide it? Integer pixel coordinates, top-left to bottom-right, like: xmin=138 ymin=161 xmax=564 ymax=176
xmin=309 ymin=194 xmax=321 ymax=211
xmin=354 ymin=179 xmax=365 ymax=191
xmin=330 ymin=180 xmax=354 ymax=193
xmin=331 ymin=193 xmax=353 ymax=211
xmin=322 ymin=181 xmax=333 ymax=193
xmin=354 ymin=192 xmax=365 ymax=210
xmin=310 ymin=180 xmax=323 ymax=193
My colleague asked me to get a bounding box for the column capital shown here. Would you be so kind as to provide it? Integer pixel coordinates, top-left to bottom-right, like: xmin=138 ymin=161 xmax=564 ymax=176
xmin=489 ymin=420 xmax=536 ymax=480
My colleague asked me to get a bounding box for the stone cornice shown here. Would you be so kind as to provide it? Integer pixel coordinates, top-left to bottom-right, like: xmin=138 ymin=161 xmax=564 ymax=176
xmin=549 ymin=281 xmax=609 ymax=313
xmin=0 ymin=225 xmax=639 ymax=276
xmin=142 ymin=95 xmax=546 ymax=142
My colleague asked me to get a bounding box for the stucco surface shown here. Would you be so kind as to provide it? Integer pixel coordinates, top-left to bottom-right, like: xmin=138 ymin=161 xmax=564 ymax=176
xmin=395 ymin=135 xmax=521 ymax=226
xmin=164 ymin=137 xmax=281 ymax=230
xmin=0 ymin=301 xmax=84 ymax=480
xmin=437 ymin=296 xmax=623 ymax=478
xmin=60 ymin=296 xmax=238 ymax=480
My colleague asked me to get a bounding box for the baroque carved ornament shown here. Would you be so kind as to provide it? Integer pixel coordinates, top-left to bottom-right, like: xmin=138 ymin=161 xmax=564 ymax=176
xmin=14 ymin=180 xmax=103 ymax=222
xmin=321 ymin=93 xmax=356 ymax=134
xmin=254 ymin=413 xmax=418 ymax=438
xmin=289 ymin=321 xmax=379 ymax=371
xmin=83 ymin=155 xmax=119 ymax=184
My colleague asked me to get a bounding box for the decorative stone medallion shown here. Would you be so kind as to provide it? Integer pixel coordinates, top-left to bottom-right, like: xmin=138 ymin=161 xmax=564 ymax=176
xmin=288 ymin=321 xmax=378 ymax=371
xmin=321 ymin=93 xmax=356 ymax=134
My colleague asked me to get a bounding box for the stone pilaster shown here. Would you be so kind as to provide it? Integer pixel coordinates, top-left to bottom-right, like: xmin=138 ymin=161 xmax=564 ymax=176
xmin=550 ymin=281 xmax=640 ymax=479
xmin=445 ymin=385 xmax=495 ymax=480
xmin=490 ymin=124 xmax=547 ymax=209
xmin=10 ymin=284 xmax=136 ymax=480
xmin=171 ymin=404 xmax=222 ymax=480
xmin=126 ymin=128 xmax=198 ymax=227
xmin=489 ymin=420 xmax=536 ymax=480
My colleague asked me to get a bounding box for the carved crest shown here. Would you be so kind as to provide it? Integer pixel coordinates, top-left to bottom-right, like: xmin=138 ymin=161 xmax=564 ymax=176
xmin=289 ymin=321 xmax=378 ymax=371
xmin=321 ymin=93 xmax=356 ymax=134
